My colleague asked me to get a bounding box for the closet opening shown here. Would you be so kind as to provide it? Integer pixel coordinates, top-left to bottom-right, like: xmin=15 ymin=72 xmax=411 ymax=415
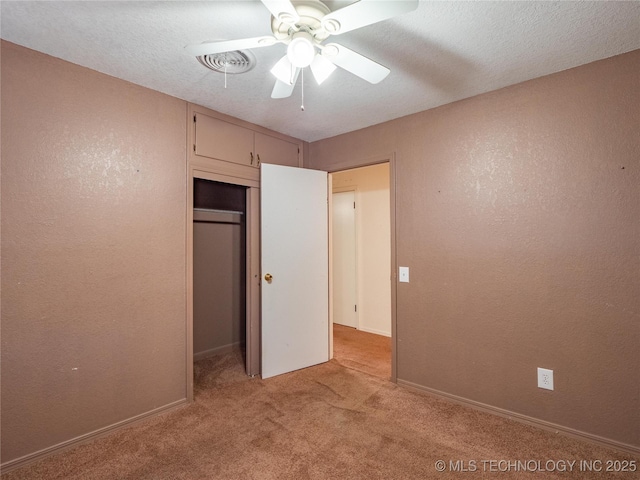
xmin=192 ymin=178 xmax=248 ymax=374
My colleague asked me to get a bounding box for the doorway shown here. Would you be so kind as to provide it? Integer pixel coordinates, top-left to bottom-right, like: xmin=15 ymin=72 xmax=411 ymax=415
xmin=186 ymin=170 xmax=260 ymax=401
xmin=330 ymin=163 xmax=392 ymax=379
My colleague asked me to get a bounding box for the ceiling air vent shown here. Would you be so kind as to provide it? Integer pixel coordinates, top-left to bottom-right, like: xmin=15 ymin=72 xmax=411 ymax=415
xmin=197 ymin=50 xmax=256 ymax=74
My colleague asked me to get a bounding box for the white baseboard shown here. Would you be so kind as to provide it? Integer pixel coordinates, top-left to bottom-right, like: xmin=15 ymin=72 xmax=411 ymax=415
xmin=193 ymin=342 xmax=242 ymax=361
xmin=359 ymin=326 xmax=391 ymax=337
xmin=397 ymin=379 xmax=639 ymax=456
xmin=0 ymin=399 xmax=187 ymax=475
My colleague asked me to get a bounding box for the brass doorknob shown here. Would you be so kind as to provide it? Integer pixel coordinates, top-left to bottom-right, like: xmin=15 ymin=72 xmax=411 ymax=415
xmin=264 ymin=273 xmax=273 ymax=283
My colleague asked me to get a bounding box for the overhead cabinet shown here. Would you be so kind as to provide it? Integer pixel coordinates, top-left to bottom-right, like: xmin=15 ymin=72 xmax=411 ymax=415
xmin=194 ymin=113 xmax=255 ymax=167
xmin=193 ymin=112 xmax=300 ymax=169
xmin=254 ymin=131 xmax=299 ymax=168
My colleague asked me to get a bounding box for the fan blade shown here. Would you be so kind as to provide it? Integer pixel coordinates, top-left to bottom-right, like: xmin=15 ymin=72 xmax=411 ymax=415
xmin=321 ymin=0 xmax=418 ymax=35
xmin=322 ymin=43 xmax=390 ymax=84
xmin=270 ymin=55 xmax=297 ymax=85
xmin=310 ymin=54 xmax=337 ymax=85
xmin=261 ymin=0 xmax=299 ymax=24
xmin=185 ymin=36 xmax=277 ymax=57
xmin=272 ymin=69 xmax=301 ymax=98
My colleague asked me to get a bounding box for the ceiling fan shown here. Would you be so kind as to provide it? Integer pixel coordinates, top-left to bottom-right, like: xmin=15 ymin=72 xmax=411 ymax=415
xmin=185 ymin=0 xmax=419 ymax=99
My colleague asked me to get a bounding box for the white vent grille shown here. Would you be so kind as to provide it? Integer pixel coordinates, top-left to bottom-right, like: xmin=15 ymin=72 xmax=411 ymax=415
xmin=197 ymin=50 xmax=256 ymax=74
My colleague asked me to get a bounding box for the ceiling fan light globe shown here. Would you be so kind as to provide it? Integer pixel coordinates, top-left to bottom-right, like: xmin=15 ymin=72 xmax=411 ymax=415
xmin=287 ymin=33 xmax=315 ymax=68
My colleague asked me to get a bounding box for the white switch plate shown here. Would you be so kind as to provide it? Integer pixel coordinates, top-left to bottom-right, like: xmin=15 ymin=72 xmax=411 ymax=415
xmin=399 ymin=266 xmax=409 ymax=283
xmin=537 ymin=367 xmax=554 ymax=390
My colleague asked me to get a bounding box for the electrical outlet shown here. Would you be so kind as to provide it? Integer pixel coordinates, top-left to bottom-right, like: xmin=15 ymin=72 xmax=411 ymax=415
xmin=537 ymin=367 xmax=554 ymax=391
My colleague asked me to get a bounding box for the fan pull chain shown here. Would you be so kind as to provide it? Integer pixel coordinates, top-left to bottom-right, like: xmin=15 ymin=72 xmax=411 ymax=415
xmin=301 ymin=68 xmax=305 ymax=111
xmin=224 ymin=54 xmax=227 ymax=89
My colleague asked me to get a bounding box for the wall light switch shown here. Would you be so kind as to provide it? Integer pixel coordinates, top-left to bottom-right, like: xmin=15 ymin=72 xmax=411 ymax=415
xmin=399 ymin=266 xmax=409 ymax=283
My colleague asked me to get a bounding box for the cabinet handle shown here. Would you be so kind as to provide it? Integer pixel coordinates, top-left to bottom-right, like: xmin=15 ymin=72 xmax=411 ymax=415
xmin=250 ymin=152 xmax=254 ymax=165
xmin=257 ymin=154 xmax=261 ymax=166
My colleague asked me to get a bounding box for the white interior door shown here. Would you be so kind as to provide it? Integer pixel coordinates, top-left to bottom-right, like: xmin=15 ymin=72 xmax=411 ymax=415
xmin=261 ymin=164 xmax=329 ymax=379
xmin=332 ymin=191 xmax=358 ymax=328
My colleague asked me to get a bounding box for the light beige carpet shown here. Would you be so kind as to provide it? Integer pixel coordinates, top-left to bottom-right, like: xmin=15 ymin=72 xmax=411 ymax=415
xmin=3 ymin=337 xmax=637 ymax=479
xmin=332 ymin=324 xmax=391 ymax=380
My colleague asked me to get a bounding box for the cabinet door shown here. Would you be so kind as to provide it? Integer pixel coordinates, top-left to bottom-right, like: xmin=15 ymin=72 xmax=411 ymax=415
xmin=255 ymin=132 xmax=300 ymax=167
xmin=195 ymin=113 xmax=256 ymax=167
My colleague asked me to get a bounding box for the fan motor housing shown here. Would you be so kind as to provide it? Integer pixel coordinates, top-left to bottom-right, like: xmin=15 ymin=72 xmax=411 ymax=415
xmin=270 ymin=0 xmax=332 ymax=42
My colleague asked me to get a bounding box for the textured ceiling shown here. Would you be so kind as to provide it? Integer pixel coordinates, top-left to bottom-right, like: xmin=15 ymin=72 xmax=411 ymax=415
xmin=1 ymin=1 xmax=639 ymax=142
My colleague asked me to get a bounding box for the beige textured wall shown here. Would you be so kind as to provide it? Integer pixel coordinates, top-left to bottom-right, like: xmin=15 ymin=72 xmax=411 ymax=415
xmin=332 ymin=164 xmax=391 ymax=336
xmin=309 ymin=50 xmax=640 ymax=448
xmin=1 ymin=41 xmax=187 ymax=463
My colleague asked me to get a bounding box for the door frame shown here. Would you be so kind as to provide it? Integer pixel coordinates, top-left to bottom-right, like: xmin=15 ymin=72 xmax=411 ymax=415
xmin=326 ymin=153 xmax=397 ymax=382
xmin=186 ymin=165 xmax=261 ymax=402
